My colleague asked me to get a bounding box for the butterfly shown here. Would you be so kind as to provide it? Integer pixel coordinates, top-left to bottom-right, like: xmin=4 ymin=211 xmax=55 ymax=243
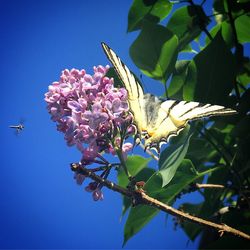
xmin=101 ymin=42 xmax=237 ymax=153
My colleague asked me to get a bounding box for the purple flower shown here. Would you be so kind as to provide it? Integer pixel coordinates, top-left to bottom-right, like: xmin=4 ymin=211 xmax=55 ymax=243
xmin=92 ymin=189 xmax=104 ymax=201
xmin=75 ymin=124 xmax=93 ymax=142
xmin=67 ymin=98 xmax=87 ymax=114
xmin=85 ymin=182 xmax=104 ymax=201
xmin=64 ymin=117 xmax=77 ymax=146
xmin=94 ymin=65 xmax=109 ymax=74
xmin=44 ymin=65 xmax=139 ymax=203
xmin=127 ymin=124 xmax=137 ymax=135
xmin=122 ymin=142 xmax=133 ymax=160
xmin=83 ymin=110 xmax=109 ymax=130
xmin=85 ymin=182 xmax=98 ymax=192
xmin=45 ymin=65 xmax=133 ymax=165
xmin=74 ymin=173 xmax=85 ymax=185
xmin=81 ymin=146 xmax=99 ymax=164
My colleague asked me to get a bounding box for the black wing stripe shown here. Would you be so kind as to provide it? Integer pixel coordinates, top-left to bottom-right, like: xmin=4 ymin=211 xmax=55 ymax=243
xmin=186 ymin=108 xmax=236 ymax=120
xmin=101 ymin=42 xmax=143 ymax=119
xmin=104 ymin=44 xmax=130 ymax=89
xmin=102 ymin=42 xmax=141 ymax=99
xmin=179 ymin=102 xmax=207 ymax=118
xmin=159 ymin=100 xmax=180 ymax=127
xmin=166 ymin=100 xmax=180 ymax=118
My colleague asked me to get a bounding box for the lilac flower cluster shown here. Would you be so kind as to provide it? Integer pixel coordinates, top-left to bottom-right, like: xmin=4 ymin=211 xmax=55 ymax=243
xmin=45 ymin=66 xmax=134 ymax=163
xmin=45 ymin=66 xmax=134 ymax=201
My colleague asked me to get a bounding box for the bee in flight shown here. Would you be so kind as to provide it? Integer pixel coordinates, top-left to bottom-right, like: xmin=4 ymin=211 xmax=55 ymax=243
xmin=9 ymin=120 xmax=25 ymax=135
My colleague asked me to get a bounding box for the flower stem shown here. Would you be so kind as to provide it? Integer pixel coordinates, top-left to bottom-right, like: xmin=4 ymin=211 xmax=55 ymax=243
xmin=116 ymin=149 xmax=131 ymax=179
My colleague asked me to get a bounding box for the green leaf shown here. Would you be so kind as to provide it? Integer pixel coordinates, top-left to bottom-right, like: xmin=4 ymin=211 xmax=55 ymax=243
xmin=167 ymin=124 xmax=191 ymax=146
xmin=236 ymin=88 xmax=250 ymax=115
xmin=202 ymin=227 xmax=250 ymax=249
xmin=118 ymin=156 xmax=152 ymax=218
xmin=123 ymin=160 xmax=193 ymax=246
xmin=130 ymin=21 xmax=178 ymax=83
xmin=121 ymin=196 xmax=131 ymax=218
xmin=235 ymin=14 xmax=250 ymax=43
xmin=167 ymin=6 xmax=194 ymax=38
xmin=123 ymin=160 xmax=221 ymax=246
xmin=183 ymin=30 xmax=236 ymax=104
xmin=229 ymin=1 xmax=250 ymax=15
xmin=145 ymin=159 xmax=197 ymax=196
xmin=127 ymin=0 xmax=172 ymax=32
xmin=181 ymin=167 xmax=230 ymax=243
xmin=180 ymin=166 xmax=229 ymax=243
xmin=186 ymin=137 xmax=218 ymax=165
xmin=207 ymin=13 xmax=250 ymax=46
xmin=144 ymin=172 xmax=163 ymax=193
xmin=232 ymin=115 xmax=250 ymax=139
xmin=159 ymin=132 xmax=193 ymax=187
xmin=237 ymin=58 xmax=250 ymax=87
xmin=106 ymin=67 xmax=144 ymax=89
xmin=117 ymin=155 xmax=151 ymax=188
xmin=166 ymin=5 xmax=209 ymax=50
xmin=123 ymin=205 xmax=158 ymax=247
xmin=106 ymin=67 xmax=123 ymax=88
xmin=206 ymin=22 xmax=233 ymax=47
xmin=168 ymin=60 xmax=190 ymax=97
xmin=121 ymin=167 xmax=156 ymax=217
xmin=181 ymin=43 xmax=193 ymax=53
xmin=135 ymin=167 xmax=156 ymax=183
xmin=180 ymin=202 xmax=203 ymax=240
xmin=213 ymin=0 xmax=227 ymax=23
xmin=182 ymin=60 xmax=197 ymax=101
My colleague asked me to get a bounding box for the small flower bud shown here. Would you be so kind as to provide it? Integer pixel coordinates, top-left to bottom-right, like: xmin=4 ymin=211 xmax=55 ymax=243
xmin=74 ymin=173 xmax=85 ymax=185
xmin=92 ymin=189 xmax=104 ymax=201
xmin=85 ymin=182 xmax=98 ymax=192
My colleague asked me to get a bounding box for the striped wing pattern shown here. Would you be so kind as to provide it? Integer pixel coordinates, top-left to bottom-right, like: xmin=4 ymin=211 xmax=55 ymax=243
xmin=101 ymin=42 xmax=146 ymax=134
xmin=144 ymin=99 xmax=237 ymax=149
xmin=101 ymin=42 xmax=237 ymax=151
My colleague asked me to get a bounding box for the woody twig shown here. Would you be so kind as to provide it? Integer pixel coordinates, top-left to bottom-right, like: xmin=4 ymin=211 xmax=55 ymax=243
xmin=71 ymin=163 xmax=250 ymax=241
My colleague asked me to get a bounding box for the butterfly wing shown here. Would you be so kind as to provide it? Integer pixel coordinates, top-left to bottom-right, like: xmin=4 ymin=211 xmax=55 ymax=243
xmin=144 ymin=99 xmax=237 ymax=149
xmin=101 ymin=42 xmax=146 ymax=134
xmin=101 ymin=42 xmax=237 ymax=152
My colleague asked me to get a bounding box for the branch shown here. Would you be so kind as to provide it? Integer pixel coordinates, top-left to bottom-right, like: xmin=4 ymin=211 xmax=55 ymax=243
xmin=195 ymin=183 xmax=225 ymax=189
xmin=226 ymin=0 xmax=241 ymax=100
xmin=71 ymin=163 xmax=132 ymax=197
xmin=71 ymin=163 xmax=250 ymax=241
xmin=140 ymin=192 xmax=250 ymax=240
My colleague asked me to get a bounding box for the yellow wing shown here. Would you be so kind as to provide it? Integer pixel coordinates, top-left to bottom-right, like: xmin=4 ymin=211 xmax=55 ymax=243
xmin=101 ymin=42 xmax=146 ymax=134
xmin=144 ymin=100 xmax=237 ymax=150
xmin=101 ymin=42 xmax=237 ymax=152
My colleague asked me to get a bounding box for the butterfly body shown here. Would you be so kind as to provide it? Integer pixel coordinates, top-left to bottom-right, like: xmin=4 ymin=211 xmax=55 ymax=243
xmin=101 ymin=42 xmax=237 ymax=152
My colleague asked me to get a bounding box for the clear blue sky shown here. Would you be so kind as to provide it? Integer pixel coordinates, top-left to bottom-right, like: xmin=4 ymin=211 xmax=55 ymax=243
xmin=1 ymin=0 xmax=201 ymax=249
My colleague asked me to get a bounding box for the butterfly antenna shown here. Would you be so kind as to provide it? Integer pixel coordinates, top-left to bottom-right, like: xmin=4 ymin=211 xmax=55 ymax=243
xmin=139 ymin=142 xmax=159 ymax=161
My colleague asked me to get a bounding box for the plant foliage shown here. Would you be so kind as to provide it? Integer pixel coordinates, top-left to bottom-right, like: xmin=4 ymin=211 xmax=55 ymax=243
xmin=123 ymin=0 xmax=250 ymax=248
